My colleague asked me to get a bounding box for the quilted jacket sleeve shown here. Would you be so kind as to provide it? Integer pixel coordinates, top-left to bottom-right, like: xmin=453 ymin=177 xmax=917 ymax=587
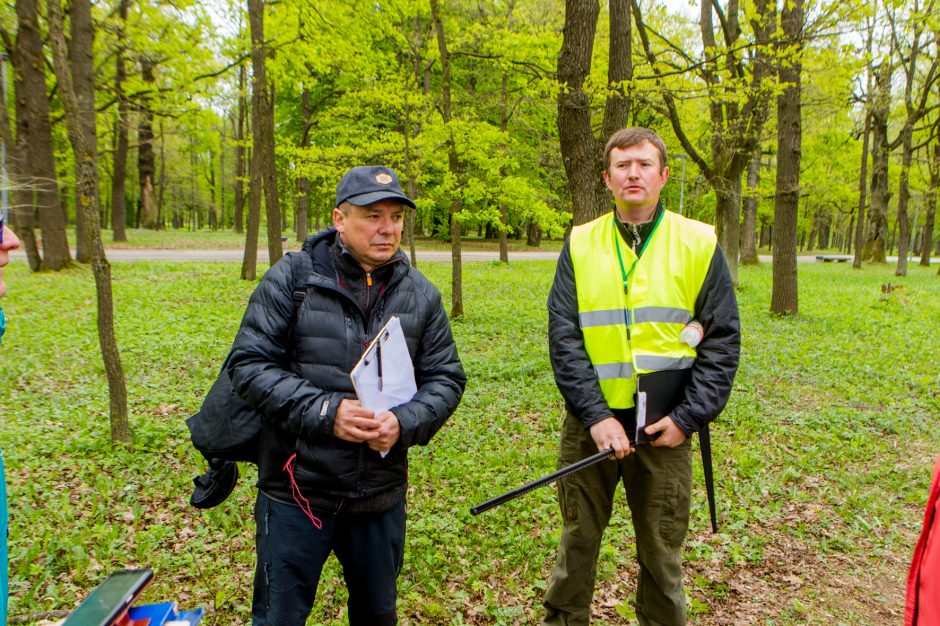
xmin=226 ymin=253 xmax=345 ymax=441
xmin=390 ymin=277 xmax=466 ymax=448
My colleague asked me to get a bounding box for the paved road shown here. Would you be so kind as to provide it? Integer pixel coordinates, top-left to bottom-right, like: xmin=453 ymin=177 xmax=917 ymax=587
xmin=8 ymin=248 xmax=925 ymax=264
xmin=9 ymin=247 xmax=562 ymax=263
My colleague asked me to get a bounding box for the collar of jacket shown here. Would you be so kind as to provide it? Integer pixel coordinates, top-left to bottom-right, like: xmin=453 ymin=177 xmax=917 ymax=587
xmin=615 ymin=201 xmax=664 ymax=254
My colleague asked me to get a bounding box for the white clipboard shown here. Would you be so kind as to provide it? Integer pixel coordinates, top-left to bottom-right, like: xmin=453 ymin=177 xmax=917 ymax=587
xmin=350 ymin=316 xmax=417 ymax=415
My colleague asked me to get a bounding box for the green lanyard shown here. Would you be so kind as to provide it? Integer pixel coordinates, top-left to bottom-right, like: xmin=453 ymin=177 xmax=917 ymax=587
xmin=613 ymin=208 xmax=663 ymax=296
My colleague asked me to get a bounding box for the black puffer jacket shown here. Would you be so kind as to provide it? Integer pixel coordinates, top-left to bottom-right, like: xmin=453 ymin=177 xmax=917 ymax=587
xmin=228 ymin=228 xmax=465 ymax=502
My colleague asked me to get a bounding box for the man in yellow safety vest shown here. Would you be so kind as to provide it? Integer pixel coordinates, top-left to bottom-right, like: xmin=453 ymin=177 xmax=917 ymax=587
xmin=543 ymin=127 xmax=740 ymax=625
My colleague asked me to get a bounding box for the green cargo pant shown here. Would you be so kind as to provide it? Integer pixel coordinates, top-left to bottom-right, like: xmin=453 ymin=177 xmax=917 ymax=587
xmin=543 ymin=413 xmax=693 ymax=626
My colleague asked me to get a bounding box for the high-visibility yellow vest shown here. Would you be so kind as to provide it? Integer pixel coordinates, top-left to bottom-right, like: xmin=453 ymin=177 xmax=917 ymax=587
xmin=570 ymin=209 xmax=717 ymax=408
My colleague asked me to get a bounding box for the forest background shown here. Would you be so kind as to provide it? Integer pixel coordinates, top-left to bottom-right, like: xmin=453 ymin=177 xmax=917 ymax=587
xmin=1 ymin=0 xmax=939 ymax=623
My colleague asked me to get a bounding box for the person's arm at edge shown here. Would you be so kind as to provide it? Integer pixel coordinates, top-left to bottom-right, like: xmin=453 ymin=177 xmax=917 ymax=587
xmin=669 ymin=245 xmax=741 ymax=436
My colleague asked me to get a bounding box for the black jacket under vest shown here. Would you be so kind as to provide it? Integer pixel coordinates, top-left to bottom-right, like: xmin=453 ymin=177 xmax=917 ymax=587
xmin=227 ymin=228 xmax=466 ymax=506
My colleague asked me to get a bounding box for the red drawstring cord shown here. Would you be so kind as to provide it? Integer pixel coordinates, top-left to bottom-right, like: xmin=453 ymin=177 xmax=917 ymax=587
xmin=283 ymin=453 xmax=323 ymax=530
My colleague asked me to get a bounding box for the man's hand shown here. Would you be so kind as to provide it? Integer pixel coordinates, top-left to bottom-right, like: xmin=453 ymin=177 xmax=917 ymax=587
xmin=333 ymin=399 xmax=380 ymax=444
xmin=644 ymin=416 xmax=687 ymax=448
xmin=368 ymin=411 xmax=401 ymax=453
xmin=589 ymin=417 xmax=634 ymax=459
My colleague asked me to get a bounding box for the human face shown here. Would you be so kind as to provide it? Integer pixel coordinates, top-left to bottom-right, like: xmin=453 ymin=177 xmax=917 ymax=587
xmin=604 ymin=141 xmax=670 ymax=221
xmin=333 ymin=198 xmax=405 ymax=271
xmin=0 ymin=219 xmax=23 ymax=299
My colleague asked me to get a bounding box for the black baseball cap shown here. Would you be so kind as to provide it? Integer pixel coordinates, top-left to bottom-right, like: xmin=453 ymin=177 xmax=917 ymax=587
xmin=335 ymin=166 xmax=416 ymax=209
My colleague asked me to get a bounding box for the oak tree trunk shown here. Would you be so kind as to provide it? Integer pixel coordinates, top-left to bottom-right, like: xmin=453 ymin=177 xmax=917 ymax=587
xmin=431 ymin=0 xmax=463 ymax=317
xmin=48 ymin=0 xmax=130 ymax=445
xmin=771 ymin=0 xmax=803 ymax=315
xmin=13 ymin=0 xmax=70 ymax=269
xmin=110 ymin=0 xmax=129 ymax=241
xmin=248 ymin=0 xmax=283 ymax=267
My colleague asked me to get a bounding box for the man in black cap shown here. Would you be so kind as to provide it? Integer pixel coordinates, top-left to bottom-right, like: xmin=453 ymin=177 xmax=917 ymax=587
xmin=227 ymin=165 xmax=466 ymax=626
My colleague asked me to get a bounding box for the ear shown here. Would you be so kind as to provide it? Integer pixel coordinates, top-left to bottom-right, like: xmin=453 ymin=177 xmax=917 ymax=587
xmin=603 ymin=169 xmax=612 ymax=188
xmin=660 ymin=166 xmax=670 ymax=186
xmin=332 ymin=207 xmax=345 ymax=232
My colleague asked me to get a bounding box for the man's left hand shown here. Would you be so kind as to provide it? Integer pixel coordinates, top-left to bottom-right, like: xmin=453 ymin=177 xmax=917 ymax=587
xmin=644 ymin=416 xmax=687 ymax=448
xmin=368 ymin=410 xmax=401 ymax=453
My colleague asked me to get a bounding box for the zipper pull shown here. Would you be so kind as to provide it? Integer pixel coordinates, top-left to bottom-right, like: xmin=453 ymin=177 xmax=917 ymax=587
xmin=632 ymin=224 xmax=640 ymax=254
xmin=366 ymin=272 xmax=373 ymax=287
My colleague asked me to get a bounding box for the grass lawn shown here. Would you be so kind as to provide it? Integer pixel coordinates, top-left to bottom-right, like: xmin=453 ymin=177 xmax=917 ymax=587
xmin=1 ymin=258 xmax=938 ymax=625
xmin=80 ymin=227 xmax=566 ymax=254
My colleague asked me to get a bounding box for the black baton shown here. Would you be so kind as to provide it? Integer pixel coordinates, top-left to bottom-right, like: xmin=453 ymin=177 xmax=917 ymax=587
xmin=471 ymin=448 xmax=615 ymax=516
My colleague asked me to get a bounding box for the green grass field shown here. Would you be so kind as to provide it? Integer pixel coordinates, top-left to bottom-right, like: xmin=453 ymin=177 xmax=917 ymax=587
xmin=1 ymin=258 xmax=938 ymax=625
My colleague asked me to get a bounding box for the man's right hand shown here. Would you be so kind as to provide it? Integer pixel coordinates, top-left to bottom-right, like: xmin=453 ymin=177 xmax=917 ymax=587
xmin=333 ymin=399 xmax=380 ymax=444
xmin=589 ymin=417 xmax=634 ymax=459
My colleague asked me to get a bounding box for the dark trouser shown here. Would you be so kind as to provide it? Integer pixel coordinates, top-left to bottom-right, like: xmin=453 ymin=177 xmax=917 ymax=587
xmin=543 ymin=413 xmax=692 ymax=626
xmin=252 ymin=491 xmax=406 ymax=626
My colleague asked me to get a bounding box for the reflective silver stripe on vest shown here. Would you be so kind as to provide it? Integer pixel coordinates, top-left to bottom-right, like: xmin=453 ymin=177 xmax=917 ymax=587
xmin=635 ymin=355 xmax=696 ymax=371
xmin=632 ymin=306 xmax=691 ymax=325
xmin=580 ymin=309 xmax=630 ymax=328
xmin=594 ymin=362 xmax=635 ymax=380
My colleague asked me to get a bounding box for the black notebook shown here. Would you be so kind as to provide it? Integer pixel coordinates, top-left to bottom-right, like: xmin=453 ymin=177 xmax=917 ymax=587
xmin=635 ymin=369 xmax=692 ymax=444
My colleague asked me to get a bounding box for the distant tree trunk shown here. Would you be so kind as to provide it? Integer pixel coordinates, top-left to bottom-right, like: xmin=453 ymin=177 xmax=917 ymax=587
xmin=430 ymin=0 xmax=463 ymax=317
xmin=527 ymin=222 xmax=542 ymax=247
xmin=156 ymin=119 xmax=166 ymax=228
xmin=48 ymin=0 xmax=130 ymax=445
xmin=207 ymin=150 xmax=218 ymax=229
xmin=921 ymin=139 xmax=938 ymax=267
xmin=498 ymin=73 xmax=510 ymax=262
xmin=895 ymin=119 xmax=914 ymax=277
xmin=234 ymin=62 xmax=247 ymax=234
xmin=109 ymin=0 xmax=129 ymax=241
xmin=69 ymin=0 xmax=97 ymax=262
xmin=853 ymin=21 xmax=875 ymax=269
xmin=296 ymin=74 xmax=311 ymax=243
xmin=12 ymin=0 xmax=70 ymax=270
xmin=138 ymin=58 xmax=158 ymax=230
xmin=863 ymin=63 xmax=891 ymax=263
xmin=0 ymin=48 xmax=39 ymax=271
xmin=403 ymin=96 xmax=418 ymax=267
xmin=741 ymin=147 xmax=761 ymax=265
xmin=771 ymin=0 xmax=802 ymax=315
xmin=248 ymin=0 xmax=283 ymax=267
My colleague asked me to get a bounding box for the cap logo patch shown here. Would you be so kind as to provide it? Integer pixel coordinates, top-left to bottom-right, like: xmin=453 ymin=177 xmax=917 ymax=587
xmin=375 ymin=173 xmax=393 ymax=184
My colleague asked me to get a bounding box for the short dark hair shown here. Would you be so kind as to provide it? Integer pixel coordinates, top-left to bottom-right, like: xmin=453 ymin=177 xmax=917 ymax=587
xmin=604 ymin=127 xmax=668 ymax=172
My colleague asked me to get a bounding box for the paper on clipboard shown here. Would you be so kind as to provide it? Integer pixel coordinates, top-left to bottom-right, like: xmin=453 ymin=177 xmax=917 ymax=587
xmin=350 ymin=315 xmax=417 ymax=416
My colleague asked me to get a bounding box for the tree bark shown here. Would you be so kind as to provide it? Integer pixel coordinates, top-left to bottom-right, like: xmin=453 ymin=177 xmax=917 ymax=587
xmin=921 ymin=139 xmax=938 ymax=267
xmin=740 ymin=147 xmax=761 ymax=265
xmin=296 ymin=70 xmax=311 ymax=243
xmin=138 ymin=58 xmax=159 ymax=230
xmin=12 ymin=0 xmax=70 ymax=270
xmin=770 ymin=0 xmax=802 ymax=315
xmin=430 ymin=0 xmax=463 ymax=317
xmin=234 ymin=62 xmax=247 ymax=234
xmin=863 ymin=62 xmax=891 ymax=263
xmin=69 ymin=0 xmax=97 ymax=262
xmin=602 ymin=0 xmax=632 ymax=140
xmin=557 ymin=0 xmax=606 ymax=226
xmin=48 ymin=0 xmax=131 ymax=445
xmin=248 ymin=0 xmax=283 ymax=267
xmin=110 ymin=0 xmax=129 ymax=241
